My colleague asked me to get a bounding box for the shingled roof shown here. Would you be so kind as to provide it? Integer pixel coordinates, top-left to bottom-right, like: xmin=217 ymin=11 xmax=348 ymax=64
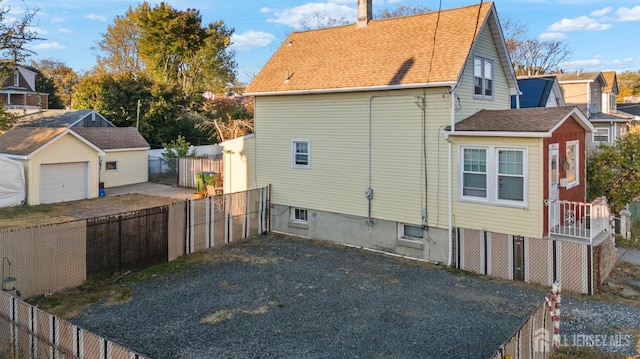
xmin=555 ymin=72 xmax=606 ymax=85
xmin=72 ymin=127 xmax=149 ymax=150
xmin=447 ymin=106 xmax=594 ymax=135
xmin=247 ymin=2 xmax=514 ymax=95
xmin=12 ymin=109 xmax=114 ymax=128
xmin=0 ymin=127 xmax=104 ymax=157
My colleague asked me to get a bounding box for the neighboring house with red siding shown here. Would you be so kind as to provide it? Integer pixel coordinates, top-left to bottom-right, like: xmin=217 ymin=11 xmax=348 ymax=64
xmin=0 ymin=66 xmax=49 ymax=110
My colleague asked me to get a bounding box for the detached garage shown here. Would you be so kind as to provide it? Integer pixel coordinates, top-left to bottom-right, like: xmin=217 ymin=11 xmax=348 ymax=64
xmin=0 ymin=127 xmax=104 ymax=205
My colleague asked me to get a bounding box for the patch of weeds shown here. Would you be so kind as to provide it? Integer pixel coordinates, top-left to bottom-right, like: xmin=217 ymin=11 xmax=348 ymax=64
xmin=0 ymin=204 xmax=52 ymax=219
xmin=201 ymin=302 xmax=279 ymax=326
xmin=27 ymin=278 xmax=131 ymax=319
xmin=551 ymin=345 xmax=628 ymax=359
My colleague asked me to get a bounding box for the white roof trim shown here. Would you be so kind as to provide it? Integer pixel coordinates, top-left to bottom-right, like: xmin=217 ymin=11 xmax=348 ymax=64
xmin=103 ymin=147 xmax=150 ymax=153
xmin=245 ymin=81 xmax=456 ymax=96
xmin=445 ymin=131 xmax=551 ymax=138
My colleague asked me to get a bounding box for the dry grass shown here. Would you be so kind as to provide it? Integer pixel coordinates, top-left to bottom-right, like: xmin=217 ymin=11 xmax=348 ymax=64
xmin=0 ymin=193 xmax=179 ymax=230
xmin=201 ymin=302 xmax=280 ymax=326
xmin=27 ymin=240 xmax=279 ymax=319
xmin=551 ymin=346 xmax=632 ymax=359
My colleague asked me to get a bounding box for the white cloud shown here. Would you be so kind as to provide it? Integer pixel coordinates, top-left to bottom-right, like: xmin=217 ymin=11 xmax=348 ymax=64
xmin=260 ymin=7 xmax=272 ymax=14
xmin=590 ymin=7 xmax=612 ymax=17
xmin=58 ymin=28 xmax=72 ymax=33
xmin=548 ymin=16 xmax=611 ymax=31
xmin=86 ymin=13 xmax=106 ymax=22
xmin=539 ymin=32 xmax=567 ymax=40
xmin=28 ymin=26 xmax=47 ymax=35
xmin=267 ymin=2 xmax=356 ymax=29
xmin=51 ymin=16 xmax=65 ymax=23
xmin=615 ymin=5 xmax=640 ymax=22
xmin=28 ymin=42 xmax=66 ymax=50
xmin=231 ymin=30 xmax=275 ymax=50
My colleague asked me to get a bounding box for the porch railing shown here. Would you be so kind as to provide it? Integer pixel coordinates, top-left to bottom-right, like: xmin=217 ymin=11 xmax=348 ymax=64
xmin=546 ymin=197 xmax=613 ymax=243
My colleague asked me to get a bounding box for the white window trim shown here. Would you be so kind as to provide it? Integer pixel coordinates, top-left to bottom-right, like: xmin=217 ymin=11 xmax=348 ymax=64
xmin=473 ymin=55 xmax=494 ymax=100
xmin=105 ymin=161 xmax=118 ymax=171
xmin=592 ymin=128 xmax=610 ymax=143
xmin=458 ymin=145 xmax=528 ymax=208
xmin=565 ymin=140 xmax=579 ymax=189
xmin=13 ymin=72 xmax=19 ymax=87
xmin=290 ymin=207 xmax=308 ymax=223
xmin=291 ymin=139 xmax=311 ymax=169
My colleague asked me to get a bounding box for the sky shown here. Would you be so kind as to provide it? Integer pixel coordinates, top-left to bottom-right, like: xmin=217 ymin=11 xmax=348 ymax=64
xmin=9 ymin=0 xmax=640 ymax=84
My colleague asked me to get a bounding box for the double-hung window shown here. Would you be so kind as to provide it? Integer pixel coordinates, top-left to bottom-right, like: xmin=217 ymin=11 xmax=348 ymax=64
xmin=474 ymin=56 xmax=493 ymax=98
xmin=291 ymin=139 xmax=310 ymax=168
xmin=592 ymin=128 xmax=609 ymax=143
xmin=460 ymin=146 xmax=528 ymax=207
xmin=462 ymin=148 xmax=487 ymax=198
xmin=565 ymin=141 xmax=579 ymax=188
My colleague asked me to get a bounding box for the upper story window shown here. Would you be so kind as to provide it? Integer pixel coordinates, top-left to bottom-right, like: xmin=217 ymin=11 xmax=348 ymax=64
xmin=291 ymin=139 xmax=310 ymax=169
xmin=474 ymin=56 xmax=493 ymax=99
xmin=565 ymin=141 xmax=579 ymax=188
xmin=13 ymin=72 xmax=19 ymax=86
xmin=459 ymin=146 xmax=528 ymax=207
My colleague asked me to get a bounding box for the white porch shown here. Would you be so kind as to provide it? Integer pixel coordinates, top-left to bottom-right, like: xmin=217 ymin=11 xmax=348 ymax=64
xmin=546 ymin=197 xmax=614 ymax=244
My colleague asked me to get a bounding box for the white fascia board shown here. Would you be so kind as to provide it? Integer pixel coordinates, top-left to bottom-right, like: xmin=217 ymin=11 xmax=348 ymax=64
xmin=444 ymin=131 xmax=550 ymax=138
xmin=245 ymin=81 xmax=456 ymax=97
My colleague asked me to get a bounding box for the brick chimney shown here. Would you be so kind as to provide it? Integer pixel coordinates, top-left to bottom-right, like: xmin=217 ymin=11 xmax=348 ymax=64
xmin=357 ymin=0 xmax=372 ymax=28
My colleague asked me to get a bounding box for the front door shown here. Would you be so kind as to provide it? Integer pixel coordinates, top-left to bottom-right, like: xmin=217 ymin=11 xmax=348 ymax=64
xmin=549 ymin=144 xmax=560 ymax=228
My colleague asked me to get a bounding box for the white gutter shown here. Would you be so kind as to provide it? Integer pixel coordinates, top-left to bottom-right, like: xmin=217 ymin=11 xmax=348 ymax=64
xmin=245 ymin=81 xmax=457 ymax=97
xmin=445 ymin=131 xmax=552 ymax=138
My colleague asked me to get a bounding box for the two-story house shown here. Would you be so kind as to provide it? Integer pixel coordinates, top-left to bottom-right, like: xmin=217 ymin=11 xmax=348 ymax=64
xmin=243 ymin=1 xmax=615 ymax=294
xmin=0 ymin=66 xmax=49 ymax=110
xmin=556 ymin=71 xmax=632 ymax=150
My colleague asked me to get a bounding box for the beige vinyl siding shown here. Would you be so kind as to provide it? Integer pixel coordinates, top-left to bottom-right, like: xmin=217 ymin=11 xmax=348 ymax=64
xmin=255 ymin=88 xmax=452 ymax=227
xmin=560 ymin=83 xmax=587 ymax=106
xmin=221 ymin=134 xmax=256 ymax=193
xmin=455 ymin=22 xmax=512 ymax=122
xmin=28 ymin=133 xmax=100 ymax=205
xmin=451 ymin=136 xmax=544 ymax=238
xmin=100 ymin=150 xmax=148 ymax=188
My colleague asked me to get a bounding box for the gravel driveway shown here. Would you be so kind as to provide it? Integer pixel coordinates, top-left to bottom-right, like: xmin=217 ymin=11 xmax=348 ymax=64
xmin=72 ymin=234 xmax=639 ymax=358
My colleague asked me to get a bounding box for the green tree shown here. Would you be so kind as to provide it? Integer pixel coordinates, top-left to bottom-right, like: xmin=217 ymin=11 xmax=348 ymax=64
xmin=29 ymin=59 xmax=78 ymax=108
xmin=0 ymin=102 xmax=15 ymax=133
xmin=587 ymin=124 xmax=640 ymax=213
xmin=94 ymin=7 xmax=143 ymax=78
xmin=161 ymin=135 xmax=197 ymax=174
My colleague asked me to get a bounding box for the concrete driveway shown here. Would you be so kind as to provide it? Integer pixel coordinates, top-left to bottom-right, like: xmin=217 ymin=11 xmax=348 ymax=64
xmin=105 ymin=182 xmax=197 ymax=200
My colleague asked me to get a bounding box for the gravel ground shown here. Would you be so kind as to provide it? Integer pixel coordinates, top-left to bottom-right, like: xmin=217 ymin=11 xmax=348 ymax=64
xmin=71 ymin=234 xmax=638 ymax=358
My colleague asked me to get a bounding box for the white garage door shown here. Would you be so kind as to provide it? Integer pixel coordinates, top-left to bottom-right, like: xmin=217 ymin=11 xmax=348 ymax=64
xmin=40 ymin=162 xmax=88 ymax=204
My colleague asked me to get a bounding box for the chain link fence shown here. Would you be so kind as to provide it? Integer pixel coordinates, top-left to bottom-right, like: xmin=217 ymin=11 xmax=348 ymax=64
xmin=0 ymin=292 xmax=148 ymax=358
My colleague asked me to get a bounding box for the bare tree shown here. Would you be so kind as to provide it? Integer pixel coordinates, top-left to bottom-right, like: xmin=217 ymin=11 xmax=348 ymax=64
xmin=501 ymin=17 xmax=572 ymax=76
xmin=375 ymin=5 xmax=431 ymax=18
xmin=0 ymin=1 xmax=42 ymax=64
xmin=300 ymin=11 xmax=350 ymax=30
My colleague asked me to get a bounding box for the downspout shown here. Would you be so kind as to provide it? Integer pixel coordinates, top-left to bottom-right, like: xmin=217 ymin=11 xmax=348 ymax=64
xmin=586 ymin=82 xmax=591 ymax=118
xmin=366 ymin=96 xmax=376 ymax=226
xmin=447 ymin=85 xmax=456 ymax=266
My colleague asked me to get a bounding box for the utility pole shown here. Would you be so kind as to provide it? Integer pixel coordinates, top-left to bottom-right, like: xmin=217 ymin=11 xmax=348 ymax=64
xmin=136 ymin=99 xmax=141 ymax=129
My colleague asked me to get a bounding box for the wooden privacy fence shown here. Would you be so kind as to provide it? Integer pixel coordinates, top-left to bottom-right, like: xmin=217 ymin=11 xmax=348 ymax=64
xmin=185 ymin=187 xmax=270 ymax=254
xmin=0 ymin=291 xmax=148 ymax=359
xmin=178 ymin=157 xmax=223 ymax=188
